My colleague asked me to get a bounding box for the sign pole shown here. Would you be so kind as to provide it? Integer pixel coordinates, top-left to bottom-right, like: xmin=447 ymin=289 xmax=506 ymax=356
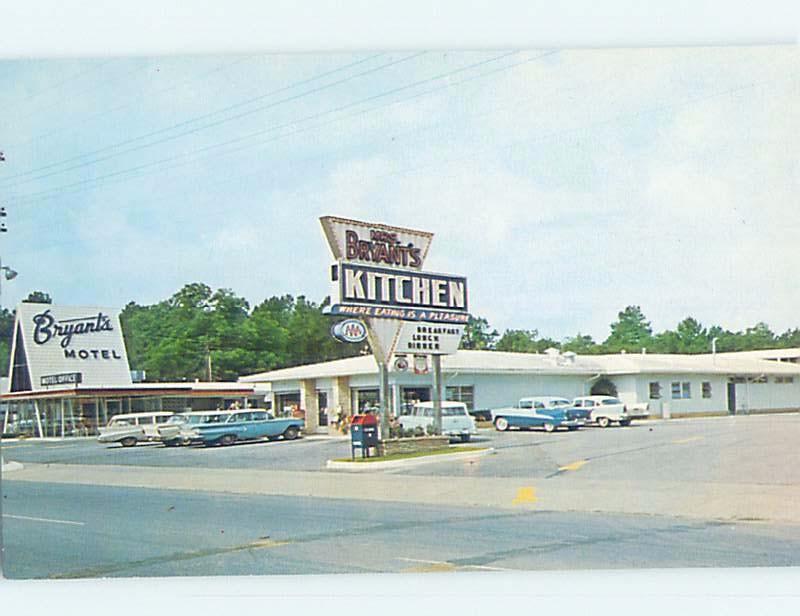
xmin=378 ymin=361 xmax=390 ymax=439
xmin=432 ymin=354 xmax=443 ymax=434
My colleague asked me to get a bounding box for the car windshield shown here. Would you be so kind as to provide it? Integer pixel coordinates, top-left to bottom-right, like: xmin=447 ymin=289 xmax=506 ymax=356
xmin=166 ymin=415 xmax=188 ymax=424
xmin=442 ymin=407 xmax=467 ymax=416
xmin=602 ymin=398 xmax=622 ymax=405
xmin=549 ymin=400 xmax=570 ymax=407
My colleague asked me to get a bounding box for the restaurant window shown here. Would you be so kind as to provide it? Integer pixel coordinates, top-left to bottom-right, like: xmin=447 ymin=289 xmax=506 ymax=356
xmin=702 ymin=382 xmax=712 ymax=398
xmin=648 ymin=382 xmax=661 ymax=399
xmin=672 ymin=382 xmax=691 ymax=399
xmin=446 ymin=385 xmax=474 ymax=411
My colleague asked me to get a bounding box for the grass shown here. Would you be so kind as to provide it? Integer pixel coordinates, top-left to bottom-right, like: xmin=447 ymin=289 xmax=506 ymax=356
xmin=334 ymin=446 xmax=488 ymax=464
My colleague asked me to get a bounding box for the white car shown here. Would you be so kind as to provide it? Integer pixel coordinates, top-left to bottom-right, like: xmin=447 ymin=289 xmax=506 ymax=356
xmin=571 ymin=396 xmax=630 ymax=428
xmin=97 ymin=412 xmax=174 ymax=447
xmin=399 ymin=401 xmax=478 ymax=442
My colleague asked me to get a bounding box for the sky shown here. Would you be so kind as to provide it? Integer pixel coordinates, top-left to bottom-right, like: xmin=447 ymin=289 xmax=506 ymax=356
xmin=0 ymin=46 xmax=797 ymax=341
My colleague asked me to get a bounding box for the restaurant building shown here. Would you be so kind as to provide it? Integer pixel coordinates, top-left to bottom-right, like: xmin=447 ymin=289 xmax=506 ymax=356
xmin=239 ymin=348 xmax=800 ymax=429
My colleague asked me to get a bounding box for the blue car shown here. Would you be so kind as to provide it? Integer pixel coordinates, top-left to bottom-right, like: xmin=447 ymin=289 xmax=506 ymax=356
xmin=187 ymin=410 xmax=304 ymax=446
xmin=490 ymin=396 xmax=582 ymax=433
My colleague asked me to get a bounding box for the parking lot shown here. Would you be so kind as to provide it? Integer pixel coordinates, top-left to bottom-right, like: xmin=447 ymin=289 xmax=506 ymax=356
xmin=3 ymin=412 xmax=800 ymax=577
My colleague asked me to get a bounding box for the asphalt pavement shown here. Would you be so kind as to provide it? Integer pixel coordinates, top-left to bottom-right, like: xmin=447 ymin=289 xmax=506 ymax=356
xmin=3 ymin=413 xmax=800 ymax=577
xmin=4 ymin=481 xmax=800 ymax=579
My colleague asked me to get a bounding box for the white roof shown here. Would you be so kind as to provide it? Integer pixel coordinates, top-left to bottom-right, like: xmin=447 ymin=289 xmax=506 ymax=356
xmin=239 ymin=349 xmax=800 ymax=384
xmin=717 ymin=348 xmax=800 ymax=361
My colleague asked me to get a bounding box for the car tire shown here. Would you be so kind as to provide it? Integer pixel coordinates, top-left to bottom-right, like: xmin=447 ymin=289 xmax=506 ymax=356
xmin=163 ymin=440 xmax=179 ymax=447
xmin=460 ymin=434 xmax=471 ymax=443
xmin=220 ymin=434 xmax=236 ymax=446
xmin=543 ymin=423 xmax=555 ymax=433
xmin=619 ymin=419 xmax=631 ymax=427
xmin=597 ymin=417 xmax=610 ymax=428
xmin=120 ymin=437 xmax=137 ymax=447
xmin=283 ymin=426 xmax=300 ymax=441
xmin=567 ymin=426 xmax=579 ymax=431
xmin=494 ymin=417 xmax=509 ymax=432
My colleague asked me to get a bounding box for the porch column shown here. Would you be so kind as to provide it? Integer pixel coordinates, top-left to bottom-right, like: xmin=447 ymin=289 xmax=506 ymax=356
xmin=300 ymin=379 xmax=319 ymax=433
xmin=330 ymin=376 xmax=351 ymax=417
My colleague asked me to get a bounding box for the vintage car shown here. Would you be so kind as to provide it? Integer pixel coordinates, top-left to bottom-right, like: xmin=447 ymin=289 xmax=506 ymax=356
xmin=157 ymin=410 xmax=235 ymax=446
xmin=571 ymin=396 xmax=630 ymax=427
xmin=97 ymin=412 xmax=174 ymax=447
xmin=185 ymin=409 xmax=304 ymax=446
xmin=490 ymin=397 xmax=581 ymax=433
xmin=399 ymin=401 xmax=478 ymax=442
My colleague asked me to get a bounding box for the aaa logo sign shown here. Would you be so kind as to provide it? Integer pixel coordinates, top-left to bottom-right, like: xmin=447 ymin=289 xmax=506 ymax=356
xmin=330 ymin=319 xmax=368 ymax=343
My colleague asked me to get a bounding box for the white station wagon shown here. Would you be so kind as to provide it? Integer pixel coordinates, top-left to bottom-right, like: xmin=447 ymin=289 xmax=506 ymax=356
xmin=97 ymin=412 xmax=174 ymax=447
xmin=399 ymin=401 xmax=478 ymax=442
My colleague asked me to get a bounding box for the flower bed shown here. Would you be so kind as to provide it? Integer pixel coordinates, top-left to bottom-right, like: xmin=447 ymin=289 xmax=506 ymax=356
xmin=379 ymin=436 xmax=450 ymax=456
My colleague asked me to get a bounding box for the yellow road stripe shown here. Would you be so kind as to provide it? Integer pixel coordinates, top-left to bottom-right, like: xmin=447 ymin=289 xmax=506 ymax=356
xmin=558 ymin=459 xmax=588 ymax=472
xmin=672 ymin=436 xmax=704 ymax=444
xmin=512 ymin=486 xmax=536 ymax=505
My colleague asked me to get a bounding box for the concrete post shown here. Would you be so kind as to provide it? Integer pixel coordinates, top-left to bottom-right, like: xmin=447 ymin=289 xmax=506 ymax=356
xmin=300 ymin=379 xmax=319 ymax=433
xmin=432 ymin=354 xmax=443 ymax=434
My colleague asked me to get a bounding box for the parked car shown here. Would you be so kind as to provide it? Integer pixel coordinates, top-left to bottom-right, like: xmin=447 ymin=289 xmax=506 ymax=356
xmin=571 ymin=396 xmax=630 ymax=427
xmin=185 ymin=409 xmax=304 ymax=446
xmin=626 ymin=402 xmax=650 ymax=421
xmin=97 ymin=412 xmax=174 ymax=447
xmin=399 ymin=401 xmax=477 ymax=442
xmin=490 ymin=397 xmax=582 ymax=433
xmin=157 ymin=410 xmax=235 ymax=446
xmin=468 ymin=408 xmax=493 ymax=422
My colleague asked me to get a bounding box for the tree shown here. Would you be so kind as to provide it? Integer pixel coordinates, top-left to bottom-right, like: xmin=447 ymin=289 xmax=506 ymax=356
xmin=603 ymin=306 xmax=653 ymax=353
xmin=23 ymin=291 xmax=52 ymax=304
xmin=496 ymin=329 xmax=540 ymax=353
xmin=562 ymin=333 xmax=598 ymax=354
xmin=459 ymin=316 xmax=498 ymax=350
xmin=651 ymin=317 xmax=709 ymax=354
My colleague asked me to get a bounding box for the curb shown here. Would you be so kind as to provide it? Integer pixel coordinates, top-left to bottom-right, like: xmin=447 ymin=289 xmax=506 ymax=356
xmin=1 ymin=460 xmax=24 ymax=473
xmin=326 ymin=447 xmax=495 ymax=471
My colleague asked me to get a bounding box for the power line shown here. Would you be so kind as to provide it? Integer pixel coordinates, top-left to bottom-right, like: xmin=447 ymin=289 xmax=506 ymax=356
xmin=5 ymin=54 xmax=259 ymax=151
xmin=6 ymin=50 xmax=523 ymax=205
xmin=0 ymin=52 xmax=391 ymax=186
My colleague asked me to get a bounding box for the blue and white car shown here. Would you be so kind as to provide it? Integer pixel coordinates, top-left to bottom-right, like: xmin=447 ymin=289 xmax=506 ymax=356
xmin=490 ymin=397 xmax=581 ymax=433
xmin=185 ymin=409 xmax=304 ymax=446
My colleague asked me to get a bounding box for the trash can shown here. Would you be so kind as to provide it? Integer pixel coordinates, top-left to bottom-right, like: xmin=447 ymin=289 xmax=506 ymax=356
xmin=350 ymin=414 xmax=379 ymax=459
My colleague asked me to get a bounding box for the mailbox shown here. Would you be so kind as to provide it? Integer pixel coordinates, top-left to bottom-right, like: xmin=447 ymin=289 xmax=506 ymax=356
xmin=350 ymin=413 xmax=379 ymax=459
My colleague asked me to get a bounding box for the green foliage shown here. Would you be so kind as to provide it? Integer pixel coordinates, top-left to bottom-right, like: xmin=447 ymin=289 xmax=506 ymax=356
xmin=23 ymin=291 xmax=52 ymax=304
xmin=119 ymin=285 xmax=366 ymax=382
xmin=562 ymin=333 xmax=599 ymax=354
xmin=496 ymin=329 xmax=561 ymax=354
xmin=603 ymin=305 xmax=653 ymax=353
xmin=459 ymin=316 xmax=498 ymax=350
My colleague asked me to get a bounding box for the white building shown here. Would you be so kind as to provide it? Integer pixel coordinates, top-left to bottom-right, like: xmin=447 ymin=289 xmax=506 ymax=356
xmin=239 ymin=349 xmax=800 ymax=431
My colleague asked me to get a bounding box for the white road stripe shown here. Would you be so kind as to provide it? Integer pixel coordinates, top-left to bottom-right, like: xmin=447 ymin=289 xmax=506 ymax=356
xmin=3 ymin=514 xmax=85 ymax=526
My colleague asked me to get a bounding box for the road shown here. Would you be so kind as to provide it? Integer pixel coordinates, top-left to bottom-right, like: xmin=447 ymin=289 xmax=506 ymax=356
xmin=4 ymin=481 xmax=800 ymax=579
xmin=3 ymin=413 xmax=800 ymax=577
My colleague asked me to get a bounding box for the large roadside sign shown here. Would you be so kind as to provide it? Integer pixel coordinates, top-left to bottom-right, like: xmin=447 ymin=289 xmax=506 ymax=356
xmin=320 ymin=216 xmax=469 ymax=361
xmin=320 ymin=216 xmax=469 ymax=436
xmin=9 ymin=304 xmax=133 ymax=393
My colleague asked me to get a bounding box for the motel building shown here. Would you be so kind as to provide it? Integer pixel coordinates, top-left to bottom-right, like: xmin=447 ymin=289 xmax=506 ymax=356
xmin=238 ymin=348 xmax=800 ymax=431
xmin=0 ymin=304 xmax=259 ymax=438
